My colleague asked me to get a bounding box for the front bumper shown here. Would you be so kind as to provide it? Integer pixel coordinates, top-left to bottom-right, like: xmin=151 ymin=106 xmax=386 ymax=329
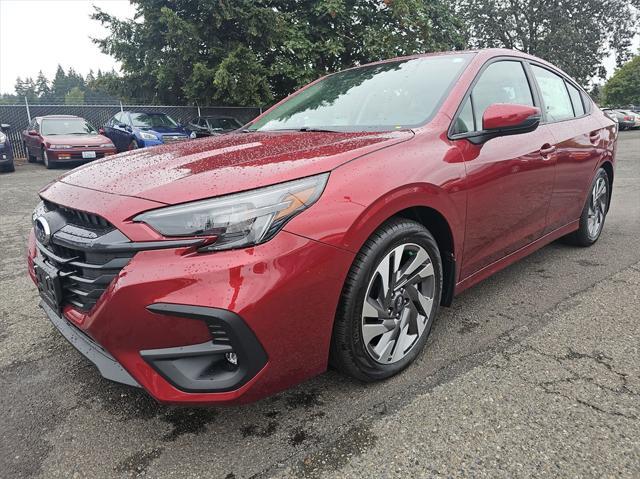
xmin=27 ymin=195 xmax=354 ymax=404
xmin=48 ymin=147 xmax=116 ymax=161
xmin=0 ymin=142 xmax=14 ymax=164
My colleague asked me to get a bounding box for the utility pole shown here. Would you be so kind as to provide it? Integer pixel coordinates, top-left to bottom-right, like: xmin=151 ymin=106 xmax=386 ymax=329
xmin=25 ymin=96 xmax=31 ymax=122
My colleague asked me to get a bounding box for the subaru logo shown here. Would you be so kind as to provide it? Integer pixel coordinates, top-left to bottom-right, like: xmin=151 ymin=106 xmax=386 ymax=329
xmin=34 ymin=216 xmax=51 ymax=245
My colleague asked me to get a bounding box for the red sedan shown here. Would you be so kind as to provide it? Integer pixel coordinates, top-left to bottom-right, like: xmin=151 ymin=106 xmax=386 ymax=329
xmin=22 ymin=115 xmax=116 ymax=168
xmin=27 ymin=49 xmax=616 ymax=405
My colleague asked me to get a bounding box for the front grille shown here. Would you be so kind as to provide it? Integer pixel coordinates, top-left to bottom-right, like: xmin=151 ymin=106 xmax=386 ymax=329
xmin=43 ymin=200 xmax=113 ymax=230
xmin=35 ymin=202 xmax=134 ymax=311
xmin=162 ymin=135 xmax=188 ymax=144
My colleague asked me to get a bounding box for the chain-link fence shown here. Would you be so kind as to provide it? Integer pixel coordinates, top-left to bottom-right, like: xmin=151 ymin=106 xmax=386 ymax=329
xmin=0 ymin=101 xmax=262 ymax=158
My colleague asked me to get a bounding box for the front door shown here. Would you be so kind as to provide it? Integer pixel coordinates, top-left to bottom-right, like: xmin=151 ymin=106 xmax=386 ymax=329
xmin=451 ymin=59 xmax=557 ymax=279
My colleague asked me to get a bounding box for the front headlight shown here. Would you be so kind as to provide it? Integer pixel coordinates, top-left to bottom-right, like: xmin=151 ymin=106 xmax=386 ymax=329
xmin=0 ymin=131 xmax=6 ymax=143
xmin=49 ymin=144 xmax=72 ymax=149
xmin=139 ymin=131 xmax=158 ymax=140
xmin=134 ymin=173 xmax=329 ymax=251
xmin=189 ymin=131 xmax=197 ymax=139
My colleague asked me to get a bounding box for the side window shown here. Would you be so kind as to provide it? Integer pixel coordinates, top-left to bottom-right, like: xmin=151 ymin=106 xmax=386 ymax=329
xmin=452 ymin=60 xmax=534 ymax=134
xmin=531 ymin=65 xmax=574 ymax=122
xmin=472 ymin=61 xmax=534 ymax=129
xmin=566 ymin=83 xmax=585 ymax=116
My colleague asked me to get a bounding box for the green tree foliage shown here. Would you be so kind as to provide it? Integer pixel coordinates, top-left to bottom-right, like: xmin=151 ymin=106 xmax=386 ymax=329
xmin=64 ymin=86 xmax=86 ymax=105
xmin=602 ymin=55 xmax=640 ymax=106
xmin=455 ymin=0 xmax=639 ymax=86
xmin=91 ymin=0 xmax=466 ymax=106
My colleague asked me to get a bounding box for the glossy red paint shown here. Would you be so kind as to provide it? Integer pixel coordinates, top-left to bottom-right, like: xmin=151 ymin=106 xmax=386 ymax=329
xmin=27 ymin=49 xmax=617 ymax=404
xmin=482 ymin=103 xmax=541 ymax=130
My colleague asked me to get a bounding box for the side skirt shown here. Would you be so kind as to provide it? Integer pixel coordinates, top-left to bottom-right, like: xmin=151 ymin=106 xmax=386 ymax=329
xmin=454 ymin=220 xmax=579 ymax=296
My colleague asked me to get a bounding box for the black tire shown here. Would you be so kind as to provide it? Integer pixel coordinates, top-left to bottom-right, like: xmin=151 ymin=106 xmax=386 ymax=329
xmin=25 ymin=144 xmax=37 ymax=163
xmin=1 ymin=161 xmax=15 ymax=173
xmin=330 ymin=218 xmax=442 ymax=382
xmin=563 ymin=168 xmax=610 ymax=247
xmin=42 ymin=148 xmax=56 ymax=169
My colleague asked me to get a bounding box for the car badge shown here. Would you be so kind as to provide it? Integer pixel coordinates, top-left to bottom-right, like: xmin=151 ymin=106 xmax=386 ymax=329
xmin=34 ymin=216 xmax=52 ymax=245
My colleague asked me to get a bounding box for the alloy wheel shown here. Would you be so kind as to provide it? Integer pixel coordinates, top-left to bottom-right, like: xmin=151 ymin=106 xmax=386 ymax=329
xmin=361 ymin=243 xmax=435 ymax=364
xmin=587 ymin=176 xmax=607 ymax=239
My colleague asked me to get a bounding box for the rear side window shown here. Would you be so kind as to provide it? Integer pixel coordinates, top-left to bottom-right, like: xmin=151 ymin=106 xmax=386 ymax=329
xmin=452 ymin=60 xmax=534 ymax=134
xmin=566 ymin=83 xmax=585 ymax=117
xmin=531 ymin=65 xmax=574 ymax=122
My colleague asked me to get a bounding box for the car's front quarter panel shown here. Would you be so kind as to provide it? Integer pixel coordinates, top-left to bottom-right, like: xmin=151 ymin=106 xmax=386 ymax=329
xmin=285 ymin=117 xmax=467 ymax=268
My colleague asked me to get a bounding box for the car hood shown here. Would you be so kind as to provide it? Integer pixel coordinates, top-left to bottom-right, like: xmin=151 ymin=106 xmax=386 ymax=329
xmin=59 ymin=130 xmax=413 ymax=205
xmin=44 ymin=134 xmax=112 ymax=146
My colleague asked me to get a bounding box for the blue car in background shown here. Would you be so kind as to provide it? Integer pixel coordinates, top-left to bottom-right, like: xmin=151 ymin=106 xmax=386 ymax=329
xmin=0 ymin=123 xmax=15 ymax=173
xmin=101 ymin=111 xmax=196 ymax=152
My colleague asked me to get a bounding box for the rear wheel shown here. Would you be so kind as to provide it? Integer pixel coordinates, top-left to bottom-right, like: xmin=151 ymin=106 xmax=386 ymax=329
xmin=330 ymin=218 xmax=442 ymax=381
xmin=564 ymin=168 xmax=610 ymax=246
xmin=25 ymin=144 xmax=37 ymax=163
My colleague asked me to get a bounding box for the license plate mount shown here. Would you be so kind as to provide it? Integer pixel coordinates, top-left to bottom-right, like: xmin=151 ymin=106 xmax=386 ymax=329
xmin=34 ymin=256 xmax=63 ymax=312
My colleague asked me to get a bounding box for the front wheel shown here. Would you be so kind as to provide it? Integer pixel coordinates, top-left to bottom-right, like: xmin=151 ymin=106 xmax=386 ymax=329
xmin=564 ymin=168 xmax=610 ymax=246
xmin=330 ymin=218 xmax=442 ymax=382
xmin=42 ymin=148 xmax=55 ymax=169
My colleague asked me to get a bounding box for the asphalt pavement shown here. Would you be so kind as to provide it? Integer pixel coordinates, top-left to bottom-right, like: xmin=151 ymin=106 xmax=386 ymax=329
xmin=0 ymin=130 xmax=638 ymax=478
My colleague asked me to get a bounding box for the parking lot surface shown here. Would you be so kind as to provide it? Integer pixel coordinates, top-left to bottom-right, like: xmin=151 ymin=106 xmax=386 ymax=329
xmin=1 ymin=130 xmax=639 ymax=478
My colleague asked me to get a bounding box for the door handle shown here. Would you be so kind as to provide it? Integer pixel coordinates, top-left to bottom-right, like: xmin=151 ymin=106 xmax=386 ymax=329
xmin=539 ymin=144 xmax=556 ymax=158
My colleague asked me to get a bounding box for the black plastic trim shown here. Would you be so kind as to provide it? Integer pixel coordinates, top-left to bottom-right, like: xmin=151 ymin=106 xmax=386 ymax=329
xmin=142 ymin=303 xmax=268 ymax=393
xmin=40 ymin=300 xmax=140 ymax=388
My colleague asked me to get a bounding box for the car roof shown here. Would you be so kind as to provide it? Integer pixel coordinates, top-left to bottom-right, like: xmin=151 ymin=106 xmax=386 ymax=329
xmin=36 ymin=115 xmax=82 ymax=120
xmin=200 ymin=115 xmax=237 ymax=120
xmin=125 ymin=111 xmax=170 ymax=115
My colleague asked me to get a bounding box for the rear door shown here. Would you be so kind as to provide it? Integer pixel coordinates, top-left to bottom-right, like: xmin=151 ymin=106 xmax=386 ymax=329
xmin=529 ymin=64 xmax=605 ymax=233
xmin=452 ymin=59 xmax=557 ymax=279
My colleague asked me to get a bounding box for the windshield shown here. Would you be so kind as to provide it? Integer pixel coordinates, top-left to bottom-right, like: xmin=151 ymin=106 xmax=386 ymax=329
xmin=41 ymin=118 xmax=97 ymax=135
xmin=207 ymin=118 xmax=242 ymax=130
xmin=249 ymin=54 xmax=473 ymax=132
xmin=130 ymin=113 xmax=178 ymax=128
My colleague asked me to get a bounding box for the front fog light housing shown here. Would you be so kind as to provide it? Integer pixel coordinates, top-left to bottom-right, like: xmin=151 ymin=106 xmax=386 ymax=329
xmin=134 ymin=173 xmax=329 ymax=251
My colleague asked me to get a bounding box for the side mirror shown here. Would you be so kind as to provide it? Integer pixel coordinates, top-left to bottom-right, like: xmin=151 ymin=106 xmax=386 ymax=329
xmin=453 ymin=103 xmax=541 ymax=145
xmin=28 ymin=130 xmax=39 ymax=136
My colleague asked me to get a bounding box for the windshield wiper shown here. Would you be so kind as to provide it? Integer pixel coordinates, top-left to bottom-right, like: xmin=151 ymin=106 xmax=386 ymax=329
xmin=298 ymin=127 xmax=341 ymax=133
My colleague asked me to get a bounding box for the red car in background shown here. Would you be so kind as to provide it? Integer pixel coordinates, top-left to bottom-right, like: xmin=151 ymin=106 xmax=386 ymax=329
xmin=27 ymin=49 xmax=616 ymax=405
xmin=22 ymin=115 xmax=116 ymax=169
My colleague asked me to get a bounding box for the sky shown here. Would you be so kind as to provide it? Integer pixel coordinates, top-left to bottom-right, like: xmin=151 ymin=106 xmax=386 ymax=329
xmin=0 ymin=0 xmax=135 ymax=94
xmin=0 ymin=0 xmax=637 ymax=95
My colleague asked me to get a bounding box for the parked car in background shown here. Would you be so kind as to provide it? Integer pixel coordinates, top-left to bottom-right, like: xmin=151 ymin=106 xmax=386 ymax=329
xmin=27 ymin=49 xmax=617 ymax=405
xmin=22 ymin=115 xmax=116 ymax=169
xmin=0 ymin=123 xmax=15 ymax=172
xmin=602 ymin=109 xmax=635 ymax=130
xmin=617 ymin=110 xmax=640 ymax=129
xmin=102 ymin=111 xmax=196 ymax=152
xmin=187 ymin=115 xmax=244 ymax=138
